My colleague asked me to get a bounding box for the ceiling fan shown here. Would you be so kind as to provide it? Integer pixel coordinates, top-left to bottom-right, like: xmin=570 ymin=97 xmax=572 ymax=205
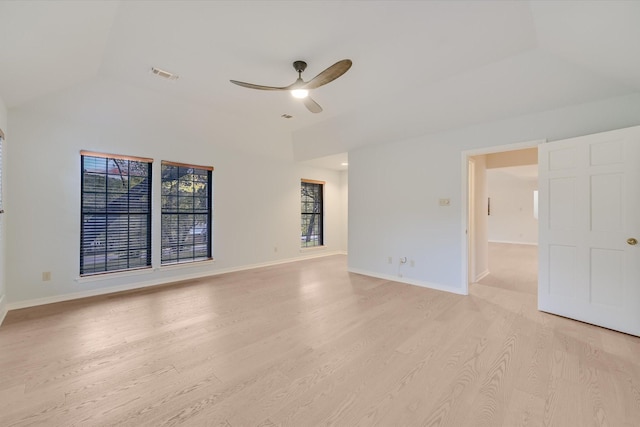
xmin=230 ymin=59 xmax=352 ymax=113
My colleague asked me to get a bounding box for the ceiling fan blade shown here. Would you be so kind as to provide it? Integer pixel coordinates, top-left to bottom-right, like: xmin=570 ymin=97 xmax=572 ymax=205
xmin=303 ymin=96 xmax=323 ymax=113
xmin=303 ymin=59 xmax=352 ymax=90
xmin=229 ymin=80 xmax=292 ymax=91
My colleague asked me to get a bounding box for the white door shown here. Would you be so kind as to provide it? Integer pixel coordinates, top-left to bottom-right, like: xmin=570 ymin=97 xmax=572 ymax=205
xmin=538 ymin=126 xmax=640 ymax=336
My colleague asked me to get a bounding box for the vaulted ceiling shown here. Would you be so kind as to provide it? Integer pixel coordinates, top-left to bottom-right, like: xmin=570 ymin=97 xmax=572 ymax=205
xmin=1 ymin=1 xmax=639 ymax=165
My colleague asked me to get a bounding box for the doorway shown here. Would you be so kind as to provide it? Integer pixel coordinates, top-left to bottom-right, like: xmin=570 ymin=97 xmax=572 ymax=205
xmin=462 ymin=140 xmax=543 ymax=295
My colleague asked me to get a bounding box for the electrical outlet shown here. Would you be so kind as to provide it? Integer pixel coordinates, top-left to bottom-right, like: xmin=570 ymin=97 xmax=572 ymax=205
xmin=42 ymin=272 xmax=51 ymax=281
xmin=387 ymin=256 xmax=392 ymax=264
xmin=410 ymin=259 xmax=415 ymax=267
xmin=274 ymin=246 xmax=278 ymax=253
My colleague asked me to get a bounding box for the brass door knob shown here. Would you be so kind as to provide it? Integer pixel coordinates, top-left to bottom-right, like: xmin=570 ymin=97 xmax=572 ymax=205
xmin=628 ymin=238 xmax=638 ymax=246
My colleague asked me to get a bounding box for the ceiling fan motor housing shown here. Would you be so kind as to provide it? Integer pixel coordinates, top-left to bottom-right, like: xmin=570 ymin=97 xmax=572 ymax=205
xmin=293 ymin=61 xmax=307 ymax=73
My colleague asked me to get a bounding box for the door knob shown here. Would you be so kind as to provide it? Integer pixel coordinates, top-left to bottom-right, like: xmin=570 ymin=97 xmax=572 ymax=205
xmin=628 ymin=238 xmax=638 ymax=246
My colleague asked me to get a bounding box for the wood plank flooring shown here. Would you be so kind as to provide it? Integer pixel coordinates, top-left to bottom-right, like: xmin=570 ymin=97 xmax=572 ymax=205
xmin=1 ymin=248 xmax=639 ymax=426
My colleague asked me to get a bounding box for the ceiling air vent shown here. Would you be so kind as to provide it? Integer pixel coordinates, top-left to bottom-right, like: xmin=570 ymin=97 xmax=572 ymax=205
xmin=151 ymin=67 xmax=179 ymax=81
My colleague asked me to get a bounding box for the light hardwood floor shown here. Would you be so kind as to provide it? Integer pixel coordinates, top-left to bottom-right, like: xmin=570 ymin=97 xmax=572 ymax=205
xmin=1 ymin=249 xmax=639 ymax=426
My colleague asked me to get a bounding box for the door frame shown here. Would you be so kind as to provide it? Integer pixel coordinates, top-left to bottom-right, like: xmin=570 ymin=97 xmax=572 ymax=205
xmin=467 ymin=157 xmax=476 ymax=285
xmin=460 ymin=138 xmax=545 ymax=294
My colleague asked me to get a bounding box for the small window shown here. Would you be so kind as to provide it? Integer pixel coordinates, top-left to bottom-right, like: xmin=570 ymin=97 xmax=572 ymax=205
xmin=80 ymin=151 xmax=152 ymax=275
xmin=301 ymin=179 xmax=324 ymax=248
xmin=161 ymin=161 xmax=213 ymax=265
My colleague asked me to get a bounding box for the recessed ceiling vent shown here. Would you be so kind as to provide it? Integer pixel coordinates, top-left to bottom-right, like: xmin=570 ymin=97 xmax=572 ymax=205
xmin=151 ymin=67 xmax=179 ymax=80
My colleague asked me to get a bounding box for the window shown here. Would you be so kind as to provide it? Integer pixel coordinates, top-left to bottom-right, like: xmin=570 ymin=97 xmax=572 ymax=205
xmin=80 ymin=151 xmax=152 ymax=275
xmin=301 ymin=179 xmax=324 ymax=247
xmin=161 ymin=161 xmax=212 ymax=264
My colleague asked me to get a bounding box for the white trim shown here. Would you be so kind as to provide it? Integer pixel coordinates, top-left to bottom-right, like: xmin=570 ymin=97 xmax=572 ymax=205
xmin=348 ymin=267 xmax=468 ymax=296
xmin=488 ymin=240 xmax=538 ymax=246
xmin=0 ymin=294 xmax=7 ymax=326
xmin=461 ymin=138 xmax=545 ymax=295
xmin=474 ymin=269 xmax=490 ymax=282
xmin=293 ymin=249 xmax=344 ymax=260
xmin=6 ymin=251 xmax=344 ymax=311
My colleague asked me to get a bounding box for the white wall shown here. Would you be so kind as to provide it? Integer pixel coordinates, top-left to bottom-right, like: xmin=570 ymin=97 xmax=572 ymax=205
xmin=5 ymin=106 xmax=345 ymax=308
xmin=339 ymin=170 xmax=348 ymax=253
xmin=488 ymin=168 xmax=538 ymax=245
xmin=0 ymin=95 xmax=7 ymax=323
xmin=348 ymin=93 xmax=640 ymax=294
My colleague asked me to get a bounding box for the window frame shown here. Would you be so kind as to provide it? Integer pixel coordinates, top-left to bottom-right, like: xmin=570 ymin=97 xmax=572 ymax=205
xmin=301 ymin=179 xmax=324 ymax=248
xmin=80 ymin=151 xmax=153 ymax=276
xmin=160 ymin=161 xmax=213 ymax=265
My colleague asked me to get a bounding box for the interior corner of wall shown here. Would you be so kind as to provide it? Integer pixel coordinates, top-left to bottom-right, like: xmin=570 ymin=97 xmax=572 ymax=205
xmin=0 ymin=294 xmax=7 ymax=327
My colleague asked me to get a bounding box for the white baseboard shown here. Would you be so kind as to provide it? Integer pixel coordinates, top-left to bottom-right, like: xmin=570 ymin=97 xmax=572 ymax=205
xmin=347 ymin=267 xmax=468 ymax=296
xmin=0 ymin=294 xmax=7 ymax=326
xmin=474 ymin=269 xmax=490 ymax=282
xmin=6 ymin=251 xmax=345 ymax=311
xmin=488 ymin=240 xmax=538 ymax=246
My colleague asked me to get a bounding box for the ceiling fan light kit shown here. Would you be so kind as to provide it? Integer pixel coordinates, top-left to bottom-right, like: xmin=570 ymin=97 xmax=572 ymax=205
xmin=230 ymin=59 xmax=352 ymax=113
xmin=291 ymin=89 xmax=309 ymax=99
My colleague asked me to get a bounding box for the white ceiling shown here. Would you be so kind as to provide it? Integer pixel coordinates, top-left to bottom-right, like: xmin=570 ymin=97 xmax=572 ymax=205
xmin=1 ymin=1 xmax=639 ymax=168
xmin=299 ymin=152 xmax=349 ymax=172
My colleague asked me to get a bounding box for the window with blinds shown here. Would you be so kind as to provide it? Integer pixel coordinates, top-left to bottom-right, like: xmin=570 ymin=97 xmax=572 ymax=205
xmin=161 ymin=161 xmax=212 ymax=265
xmin=301 ymin=179 xmax=324 ymax=248
xmin=80 ymin=151 xmax=152 ymax=275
